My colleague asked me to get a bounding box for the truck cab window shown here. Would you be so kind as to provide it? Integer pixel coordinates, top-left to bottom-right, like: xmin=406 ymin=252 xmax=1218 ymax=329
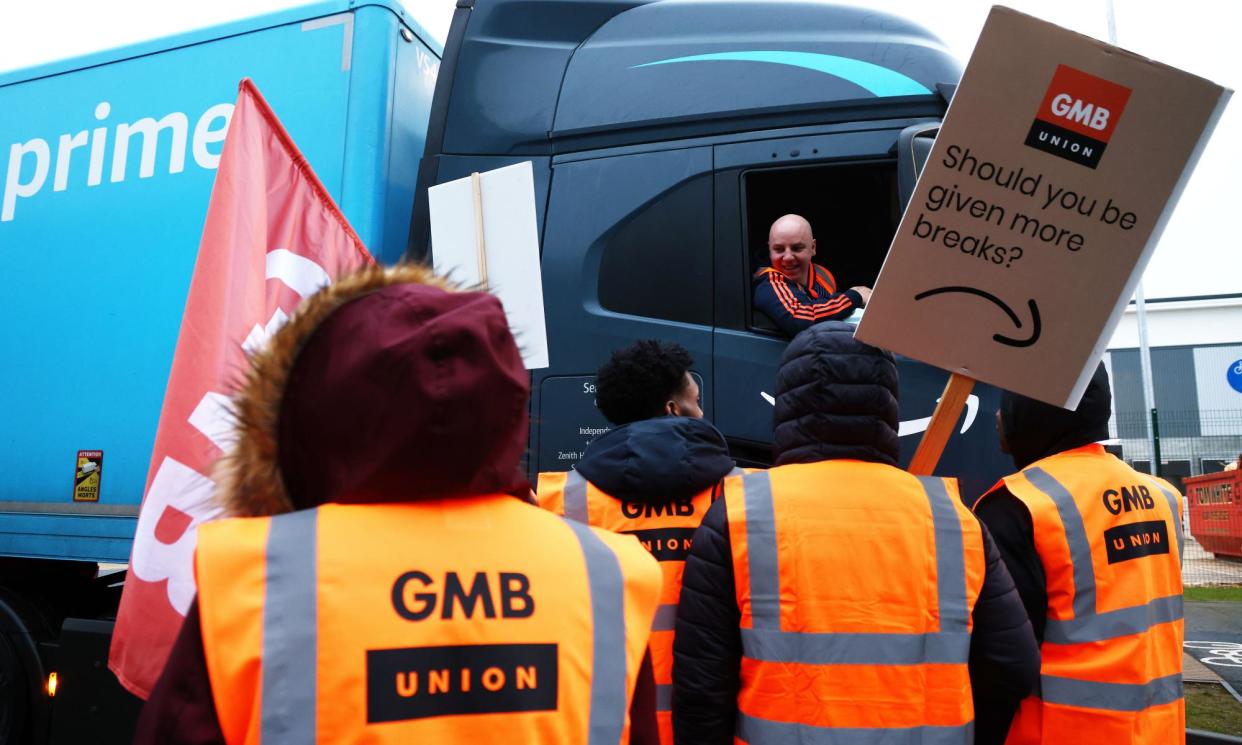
xmin=743 ymin=162 xmax=900 ymax=331
xmin=597 ymin=173 xmax=712 ymax=326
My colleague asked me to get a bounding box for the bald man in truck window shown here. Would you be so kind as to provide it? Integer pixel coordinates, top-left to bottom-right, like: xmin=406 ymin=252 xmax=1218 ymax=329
xmin=752 ymin=214 xmax=872 ymax=337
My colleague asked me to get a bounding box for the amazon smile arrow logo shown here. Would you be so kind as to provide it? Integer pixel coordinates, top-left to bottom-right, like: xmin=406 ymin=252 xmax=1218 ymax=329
xmin=913 ymin=286 xmax=1042 ymax=347
xmin=760 ymin=392 xmax=980 ymax=438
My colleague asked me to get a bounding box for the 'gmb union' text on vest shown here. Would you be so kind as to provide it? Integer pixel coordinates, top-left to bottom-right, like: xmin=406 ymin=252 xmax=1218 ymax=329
xmin=621 ymin=499 xmax=695 ymax=519
xmin=1102 ymin=484 xmax=1157 ymax=515
xmin=366 ymin=643 xmax=559 ymax=722
xmin=392 ymin=570 xmax=535 ymax=621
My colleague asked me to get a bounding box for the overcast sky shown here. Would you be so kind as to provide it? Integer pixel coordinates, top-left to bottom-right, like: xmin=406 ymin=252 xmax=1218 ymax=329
xmin=2 ymin=0 xmax=1237 ymax=299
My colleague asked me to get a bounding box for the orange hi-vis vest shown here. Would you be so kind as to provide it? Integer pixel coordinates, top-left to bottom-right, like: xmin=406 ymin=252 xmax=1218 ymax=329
xmin=725 ymin=463 xmax=986 ymax=744
xmin=755 ymin=264 xmax=838 ymax=297
xmin=976 ymin=444 xmax=1185 ymax=744
xmin=194 ymin=494 xmax=662 ymax=745
xmin=537 ymin=468 xmax=741 ymax=744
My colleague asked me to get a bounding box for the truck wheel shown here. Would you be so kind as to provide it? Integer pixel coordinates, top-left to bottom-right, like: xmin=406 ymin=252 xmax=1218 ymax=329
xmin=0 ymin=630 xmax=30 ymax=744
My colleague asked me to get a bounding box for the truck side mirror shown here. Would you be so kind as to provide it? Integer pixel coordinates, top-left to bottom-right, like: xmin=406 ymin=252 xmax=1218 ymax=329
xmin=896 ymin=123 xmax=940 ymax=212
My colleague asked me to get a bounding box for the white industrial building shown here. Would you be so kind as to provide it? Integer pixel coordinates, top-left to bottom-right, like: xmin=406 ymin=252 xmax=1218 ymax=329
xmin=1104 ymin=293 xmax=1242 ymax=488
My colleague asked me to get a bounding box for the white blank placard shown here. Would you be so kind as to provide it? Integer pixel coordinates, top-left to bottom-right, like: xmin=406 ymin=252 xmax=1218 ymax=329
xmin=428 ymin=161 xmax=549 ymax=370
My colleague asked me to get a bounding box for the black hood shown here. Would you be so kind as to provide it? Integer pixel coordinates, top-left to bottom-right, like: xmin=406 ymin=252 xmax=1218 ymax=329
xmin=773 ymin=322 xmax=900 ymax=466
xmin=575 ymin=417 xmax=735 ymax=503
xmin=1001 ymin=362 xmax=1112 ymax=470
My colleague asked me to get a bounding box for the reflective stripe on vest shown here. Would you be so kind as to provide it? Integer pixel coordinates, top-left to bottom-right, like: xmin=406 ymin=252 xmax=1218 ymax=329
xmin=1154 ymin=481 xmax=1185 ymax=561
xmin=1041 ymin=673 xmax=1184 ymax=712
xmin=652 ymin=603 xmax=677 ymax=632
xmin=741 ymin=471 xmax=780 ymax=629
xmin=733 ymin=468 xmax=976 ymax=743
xmin=261 ymin=508 xmax=318 ymax=744
xmin=561 ymin=517 xmax=629 ymax=745
xmin=564 ymin=470 xmax=589 ymax=524
xmin=737 ymin=713 xmax=974 ymax=745
xmin=655 ymin=683 xmax=672 ymax=713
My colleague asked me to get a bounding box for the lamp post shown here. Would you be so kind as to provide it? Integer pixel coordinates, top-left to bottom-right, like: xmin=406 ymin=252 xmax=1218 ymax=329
xmin=1107 ymin=0 xmax=1160 ymax=477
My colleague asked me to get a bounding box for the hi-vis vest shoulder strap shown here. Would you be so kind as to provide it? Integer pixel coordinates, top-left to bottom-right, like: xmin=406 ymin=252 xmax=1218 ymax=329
xmin=195 ymin=496 xmax=662 ymax=745
xmin=809 ymin=264 xmax=837 ymax=296
xmin=725 ymin=463 xmax=985 ymax=744
xmin=985 ymin=445 xmax=1185 ymax=745
xmin=536 ymin=467 xmax=742 ymax=744
xmin=754 ymin=265 xmax=837 ymax=297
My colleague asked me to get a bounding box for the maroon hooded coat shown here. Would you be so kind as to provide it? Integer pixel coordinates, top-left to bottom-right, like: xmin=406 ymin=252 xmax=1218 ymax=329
xmin=135 ymin=264 xmax=656 ymax=743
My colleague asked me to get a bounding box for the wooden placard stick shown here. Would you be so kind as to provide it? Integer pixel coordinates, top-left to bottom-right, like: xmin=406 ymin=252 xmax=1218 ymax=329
xmin=908 ymin=372 xmax=976 ymax=476
xmin=470 ymin=171 xmax=489 ymax=290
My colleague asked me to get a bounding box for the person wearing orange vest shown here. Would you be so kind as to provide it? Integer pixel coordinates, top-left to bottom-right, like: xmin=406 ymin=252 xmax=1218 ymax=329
xmin=537 ymin=340 xmax=739 ymax=744
xmin=974 ymin=363 xmax=1185 ymax=744
xmin=135 ymin=265 xmax=664 ymax=745
xmin=752 ymin=214 xmax=872 ymax=336
xmin=672 ymin=322 xmax=1039 ymax=744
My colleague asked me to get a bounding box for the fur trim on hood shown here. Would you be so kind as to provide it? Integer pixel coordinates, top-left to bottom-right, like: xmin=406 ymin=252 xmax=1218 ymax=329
xmin=215 ymin=263 xmax=451 ymax=517
xmin=214 ymin=262 xmax=532 ymax=517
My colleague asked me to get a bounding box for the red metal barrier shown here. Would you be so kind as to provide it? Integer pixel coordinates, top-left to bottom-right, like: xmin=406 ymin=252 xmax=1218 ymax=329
xmin=1185 ymin=458 xmax=1242 ymax=561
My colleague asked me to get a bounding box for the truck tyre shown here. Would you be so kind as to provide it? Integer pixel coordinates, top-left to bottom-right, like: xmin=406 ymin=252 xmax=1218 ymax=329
xmin=0 ymin=590 xmax=49 ymax=745
xmin=0 ymin=627 xmax=30 ymax=744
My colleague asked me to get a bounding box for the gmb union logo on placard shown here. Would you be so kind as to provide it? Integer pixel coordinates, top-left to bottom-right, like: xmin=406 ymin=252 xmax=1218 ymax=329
xmin=1024 ymin=64 xmax=1132 ymax=169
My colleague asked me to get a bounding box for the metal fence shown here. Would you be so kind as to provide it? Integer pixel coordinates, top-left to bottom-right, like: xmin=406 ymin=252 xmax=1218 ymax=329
xmin=1112 ymin=409 xmax=1242 ymax=587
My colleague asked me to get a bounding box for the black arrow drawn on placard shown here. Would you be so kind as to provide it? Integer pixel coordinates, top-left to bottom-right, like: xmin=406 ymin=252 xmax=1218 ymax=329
xmin=913 ymin=286 xmax=1042 ymax=348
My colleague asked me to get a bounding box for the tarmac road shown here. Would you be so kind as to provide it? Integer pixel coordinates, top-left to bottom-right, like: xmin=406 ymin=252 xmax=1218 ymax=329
xmin=1185 ymin=601 xmax=1242 ymax=690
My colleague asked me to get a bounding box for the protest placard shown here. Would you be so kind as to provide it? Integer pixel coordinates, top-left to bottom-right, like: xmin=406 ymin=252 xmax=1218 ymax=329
xmin=857 ymin=6 xmax=1230 ymax=414
xmin=429 ymin=161 xmax=550 ymax=370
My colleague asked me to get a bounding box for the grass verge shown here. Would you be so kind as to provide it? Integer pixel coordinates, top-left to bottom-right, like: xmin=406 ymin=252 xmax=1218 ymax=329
xmin=1187 ymin=682 xmax=1242 ymax=736
xmin=1186 ymin=586 xmax=1242 ymax=602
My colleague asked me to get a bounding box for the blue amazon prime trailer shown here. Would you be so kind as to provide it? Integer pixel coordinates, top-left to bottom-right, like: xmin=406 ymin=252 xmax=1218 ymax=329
xmin=0 ymin=3 xmax=440 ymax=741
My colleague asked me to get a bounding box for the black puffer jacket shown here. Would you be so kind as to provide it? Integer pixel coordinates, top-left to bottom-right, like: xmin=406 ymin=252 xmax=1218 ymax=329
xmin=772 ymin=320 xmax=900 ymax=466
xmin=672 ymin=323 xmax=1039 ymax=745
xmin=576 ymin=416 xmax=736 ymax=504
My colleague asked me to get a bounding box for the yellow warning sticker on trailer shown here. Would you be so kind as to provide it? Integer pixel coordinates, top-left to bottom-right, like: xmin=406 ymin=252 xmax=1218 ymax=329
xmin=73 ymin=450 xmax=103 ymax=502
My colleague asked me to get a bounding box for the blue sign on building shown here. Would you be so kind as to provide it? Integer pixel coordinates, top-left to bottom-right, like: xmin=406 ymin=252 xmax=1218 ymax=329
xmin=1228 ymin=359 xmax=1242 ymax=394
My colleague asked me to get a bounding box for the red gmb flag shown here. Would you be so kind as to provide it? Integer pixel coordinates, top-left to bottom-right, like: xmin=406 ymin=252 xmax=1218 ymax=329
xmin=109 ymin=78 xmax=374 ymax=698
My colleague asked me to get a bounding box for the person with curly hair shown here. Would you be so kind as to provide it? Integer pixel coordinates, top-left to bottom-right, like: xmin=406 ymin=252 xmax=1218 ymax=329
xmin=595 ymin=340 xmax=702 ymax=424
xmin=536 ymin=340 xmax=737 ymax=744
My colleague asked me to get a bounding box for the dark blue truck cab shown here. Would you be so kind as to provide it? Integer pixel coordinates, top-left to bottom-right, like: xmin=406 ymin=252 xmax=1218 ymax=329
xmin=410 ymin=0 xmax=1013 ymax=497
